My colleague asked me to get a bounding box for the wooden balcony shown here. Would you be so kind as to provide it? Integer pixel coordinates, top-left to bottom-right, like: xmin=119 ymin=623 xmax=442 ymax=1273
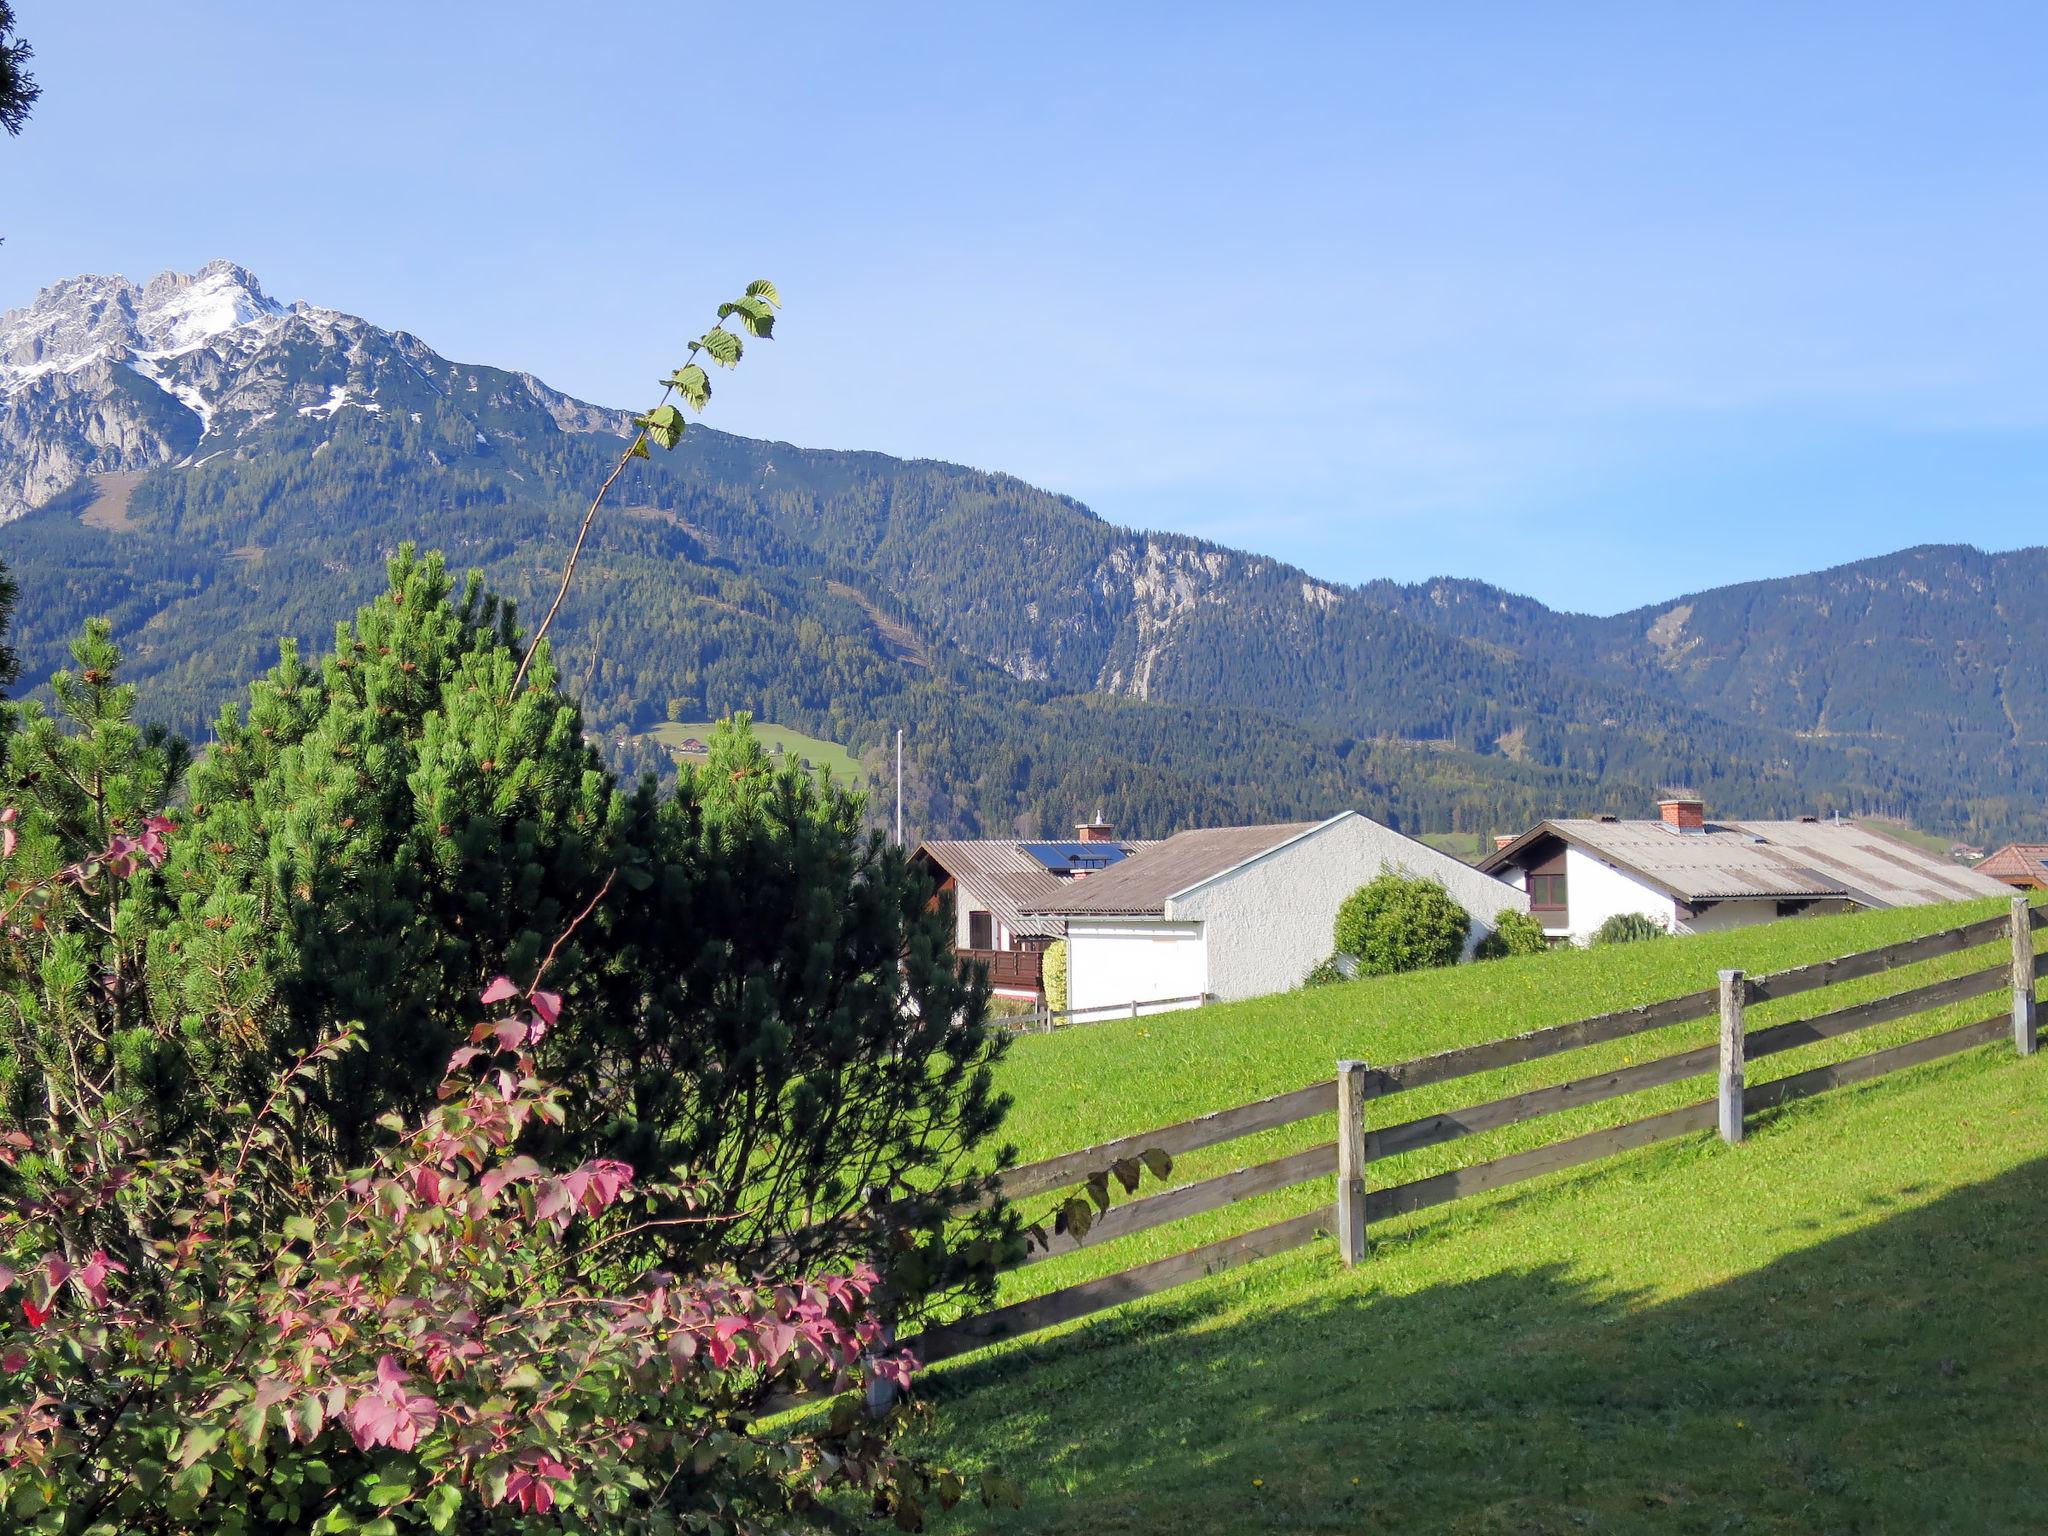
xmin=958 ymin=946 xmax=1044 ymax=991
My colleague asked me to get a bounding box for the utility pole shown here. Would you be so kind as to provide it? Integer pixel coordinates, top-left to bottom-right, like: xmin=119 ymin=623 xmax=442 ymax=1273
xmin=895 ymin=728 xmax=904 ymax=847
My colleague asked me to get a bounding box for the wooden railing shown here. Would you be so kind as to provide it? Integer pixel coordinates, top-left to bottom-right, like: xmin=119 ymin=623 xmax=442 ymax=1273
xmin=900 ymin=898 xmax=2045 ymax=1368
xmin=959 ymin=946 xmax=1044 ymax=991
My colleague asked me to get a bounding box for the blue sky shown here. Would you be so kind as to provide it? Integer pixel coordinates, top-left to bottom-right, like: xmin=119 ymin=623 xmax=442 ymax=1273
xmin=4 ymin=2 xmax=2044 ymax=613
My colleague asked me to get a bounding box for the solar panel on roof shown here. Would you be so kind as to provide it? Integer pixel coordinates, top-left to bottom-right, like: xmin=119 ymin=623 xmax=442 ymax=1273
xmin=1019 ymin=841 xmax=1133 ymax=875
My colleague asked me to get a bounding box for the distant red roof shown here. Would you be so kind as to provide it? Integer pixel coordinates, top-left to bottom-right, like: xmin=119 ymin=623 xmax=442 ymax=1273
xmin=1976 ymin=843 xmax=2048 ymax=882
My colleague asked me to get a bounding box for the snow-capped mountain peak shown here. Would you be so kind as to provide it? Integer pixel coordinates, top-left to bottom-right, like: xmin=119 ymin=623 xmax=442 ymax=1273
xmin=0 ymin=260 xmax=629 ymax=523
xmin=132 ymin=260 xmax=288 ymax=355
xmin=0 ymin=259 xmax=287 ymax=380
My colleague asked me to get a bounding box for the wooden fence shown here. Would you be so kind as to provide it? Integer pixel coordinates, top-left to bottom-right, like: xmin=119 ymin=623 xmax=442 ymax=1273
xmin=903 ymin=897 xmax=2045 ymax=1368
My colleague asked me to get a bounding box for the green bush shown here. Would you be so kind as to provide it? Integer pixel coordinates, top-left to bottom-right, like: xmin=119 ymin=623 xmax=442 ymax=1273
xmin=1476 ymin=908 xmax=1549 ymax=959
xmin=1043 ymin=938 xmax=1069 ymax=1015
xmin=1333 ymin=871 xmax=1471 ymax=977
xmin=1302 ymin=955 xmax=1350 ymax=988
xmin=1591 ymin=911 xmax=1669 ymax=946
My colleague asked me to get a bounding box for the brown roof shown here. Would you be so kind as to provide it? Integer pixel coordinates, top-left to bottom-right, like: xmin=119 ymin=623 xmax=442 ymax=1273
xmin=1977 ymin=843 xmax=2048 ymax=881
xmin=1482 ymin=818 xmax=2013 ymax=907
xmin=914 ymin=838 xmax=1156 ymax=937
xmin=1022 ymin=822 xmax=1322 ymax=917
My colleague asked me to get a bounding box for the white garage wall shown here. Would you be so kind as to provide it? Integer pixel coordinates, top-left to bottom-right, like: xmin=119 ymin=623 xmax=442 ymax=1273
xmin=1676 ymin=896 xmax=1857 ymax=934
xmin=1172 ymin=814 xmax=1529 ymax=1001
xmin=1066 ymin=919 xmax=1206 ymax=1017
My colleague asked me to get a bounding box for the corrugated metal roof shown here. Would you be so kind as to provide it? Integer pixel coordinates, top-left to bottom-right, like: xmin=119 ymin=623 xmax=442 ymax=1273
xmin=1483 ymin=818 xmax=2013 ymax=907
xmin=1022 ymin=822 xmax=1322 ymax=916
xmin=914 ymin=839 xmax=1156 ymax=937
xmin=1977 ymin=843 xmax=2048 ymax=881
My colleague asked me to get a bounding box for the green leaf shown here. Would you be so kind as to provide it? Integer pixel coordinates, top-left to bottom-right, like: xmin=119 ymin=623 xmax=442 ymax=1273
xmin=175 ymin=1425 xmax=224 ymax=1469
xmin=1140 ymin=1147 xmax=1173 ymax=1180
xmin=745 ymin=277 xmax=782 ymax=308
xmin=664 ymin=364 xmax=712 ymax=411
xmin=1086 ymin=1169 xmax=1112 ymax=1211
xmin=627 ymin=435 xmax=650 ymax=459
xmin=1111 ymin=1156 xmax=1141 ymax=1194
xmin=283 ymin=1215 xmax=317 ymax=1243
xmin=636 ymin=403 xmax=685 ymax=451
xmin=718 ymin=297 xmax=776 ymax=338
xmin=699 ymin=327 xmax=743 ymax=368
xmin=425 ymin=1484 xmax=462 ymax=1533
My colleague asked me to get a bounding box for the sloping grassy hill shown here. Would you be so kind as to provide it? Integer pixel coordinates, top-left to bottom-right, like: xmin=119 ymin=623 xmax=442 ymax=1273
xmin=644 ymin=720 xmax=866 ymax=784
xmin=910 ymin=899 xmax=2047 ymax=1532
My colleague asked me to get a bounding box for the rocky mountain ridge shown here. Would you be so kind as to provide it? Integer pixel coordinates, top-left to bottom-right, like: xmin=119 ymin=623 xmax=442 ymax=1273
xmin=0 ymin=260 xmax=2039 ymax=842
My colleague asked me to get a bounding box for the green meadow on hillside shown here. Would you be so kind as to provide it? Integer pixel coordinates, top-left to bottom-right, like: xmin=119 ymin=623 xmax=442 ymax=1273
xmin=645 ymin=720 xmax=866 ymax=785
xmin=904 ymin=899 xmax=2047 ymax=1532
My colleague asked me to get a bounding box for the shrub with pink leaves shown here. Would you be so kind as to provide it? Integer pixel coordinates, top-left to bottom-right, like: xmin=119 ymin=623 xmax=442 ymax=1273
xmin=0 ymin=957 xmax=1016 ymax=1532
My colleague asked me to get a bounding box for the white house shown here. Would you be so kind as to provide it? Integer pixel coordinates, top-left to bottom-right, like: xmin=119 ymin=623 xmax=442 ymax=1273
xmin=909 ymin=819 xmax=1155 ymax=1000
xmin=1480 ymin=796 xmax=2014 ymax=945
xmin=1024 ymin=812 xmax=1528 ymax=1015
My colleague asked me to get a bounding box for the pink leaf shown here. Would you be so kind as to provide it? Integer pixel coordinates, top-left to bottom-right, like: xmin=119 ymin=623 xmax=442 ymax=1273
xmin=480 ymin=976 xmax=520 ymax=1005
xmin=529 ymin=989 xmax=562 ymax=1026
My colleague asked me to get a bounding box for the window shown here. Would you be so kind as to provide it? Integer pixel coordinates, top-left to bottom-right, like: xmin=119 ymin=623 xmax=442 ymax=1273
xmin=1529 ymin=870 xmax=1568 ymax=910
xmin=967 ymin=910 xmax=993 ymax=950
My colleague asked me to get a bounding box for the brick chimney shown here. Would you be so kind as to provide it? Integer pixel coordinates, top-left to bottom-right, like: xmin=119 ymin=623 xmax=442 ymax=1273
xmin=1492 ymin=834 xmax=1516 ymax=850
xmin=1659 ymin=794 xmax=1706 ymax=834
xmin=1075 ymin=805 xmax=1116 ymax=844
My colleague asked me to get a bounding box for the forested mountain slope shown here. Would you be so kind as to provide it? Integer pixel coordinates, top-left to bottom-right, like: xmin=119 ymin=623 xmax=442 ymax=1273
xmin=1362 ymin=544 xmax=2048 ymax=837
xmin=0 ymin=262 xmax=2035 ymax=841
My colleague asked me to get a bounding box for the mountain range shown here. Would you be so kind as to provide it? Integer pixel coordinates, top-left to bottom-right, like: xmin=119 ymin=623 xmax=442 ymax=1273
xmin=1 ymin=261 xmax=2041 ymax=844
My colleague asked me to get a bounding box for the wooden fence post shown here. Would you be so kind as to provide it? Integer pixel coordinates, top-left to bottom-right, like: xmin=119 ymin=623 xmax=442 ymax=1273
xmin=1718 ymin=969 xmax=1746 ymax=1145
xmin=1336 ymin=1059 xmax=1369 ymax=1264
xmin=2013 ymin=896 xmax=2037 ymax=1058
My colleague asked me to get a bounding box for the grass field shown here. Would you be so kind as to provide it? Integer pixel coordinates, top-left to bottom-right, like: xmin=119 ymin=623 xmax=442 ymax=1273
xmin=1415 ymin=831 xmax=1493 ymax=864
xmin=903 ymin=898 xmax=2047 ymax=1532
xmin=645 ymin=720 xmax=865 ymax=785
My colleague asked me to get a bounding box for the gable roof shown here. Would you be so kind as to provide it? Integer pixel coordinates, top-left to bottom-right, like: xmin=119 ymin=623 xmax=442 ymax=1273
xmin=1021 ymin=820 xmax=1324 ymax=917
xmin=914 ymin=838 xmax=1156 ymax=938
xmin=1977 ymin=843 xmax=2048 ymax=881
xmin=1481 ymin=818 xmax=2012 ymax=908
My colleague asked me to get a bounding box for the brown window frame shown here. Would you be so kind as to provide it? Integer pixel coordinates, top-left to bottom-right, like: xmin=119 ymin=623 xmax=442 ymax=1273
xmin=1527 ymin=851 xmax=1569 ymax=914
xmin=967 ymin=910 xmax=994 ymax=950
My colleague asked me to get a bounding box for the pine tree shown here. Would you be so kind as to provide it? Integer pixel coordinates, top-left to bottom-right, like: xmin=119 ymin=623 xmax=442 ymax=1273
xmin=0 ymin=622 xmax=189 ymax=1131
xmin=559 ymin=715 xmax=1015 ymax=1301
xmin=154 ymin=546 xmax=620 ymax=1158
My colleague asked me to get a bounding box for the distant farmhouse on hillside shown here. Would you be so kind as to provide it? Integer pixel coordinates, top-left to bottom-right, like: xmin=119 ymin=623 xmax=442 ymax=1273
xmin=917 ymin=812 xmax=1526 ymax=1015
xmin=1483 ymin=796 xmax=2014 ymax=945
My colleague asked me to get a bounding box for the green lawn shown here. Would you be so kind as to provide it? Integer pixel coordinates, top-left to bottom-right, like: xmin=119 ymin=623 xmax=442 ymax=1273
xmin=644 ymin=720 xmax=865 ymax=785
xmin=904 ymin=898 xmax=2047 ymax=1532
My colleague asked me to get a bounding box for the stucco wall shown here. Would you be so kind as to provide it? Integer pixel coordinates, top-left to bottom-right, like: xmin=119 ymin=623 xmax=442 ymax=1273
xmin=1066 ymin=919 xmax=1206 ymax=1017
xmin=1171 ymin=814 xmax=1528 ymax=1001
xmin=948 ymin=881 xmax=1020 ymax=951
xmin=1555 ymin=847 xmax=1676 ymax=943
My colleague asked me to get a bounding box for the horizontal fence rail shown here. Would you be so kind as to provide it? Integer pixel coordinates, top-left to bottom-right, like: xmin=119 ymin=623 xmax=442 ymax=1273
xmin=1002 ymin=993 xmax=1210 ymax=1034
xmin=868 ymin=898 xmax=2044 ymax=1391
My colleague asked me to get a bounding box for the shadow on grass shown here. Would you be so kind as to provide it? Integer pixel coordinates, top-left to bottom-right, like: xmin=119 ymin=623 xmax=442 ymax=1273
xmin=919 ymin=1157 xmax=2048 ymax=1534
